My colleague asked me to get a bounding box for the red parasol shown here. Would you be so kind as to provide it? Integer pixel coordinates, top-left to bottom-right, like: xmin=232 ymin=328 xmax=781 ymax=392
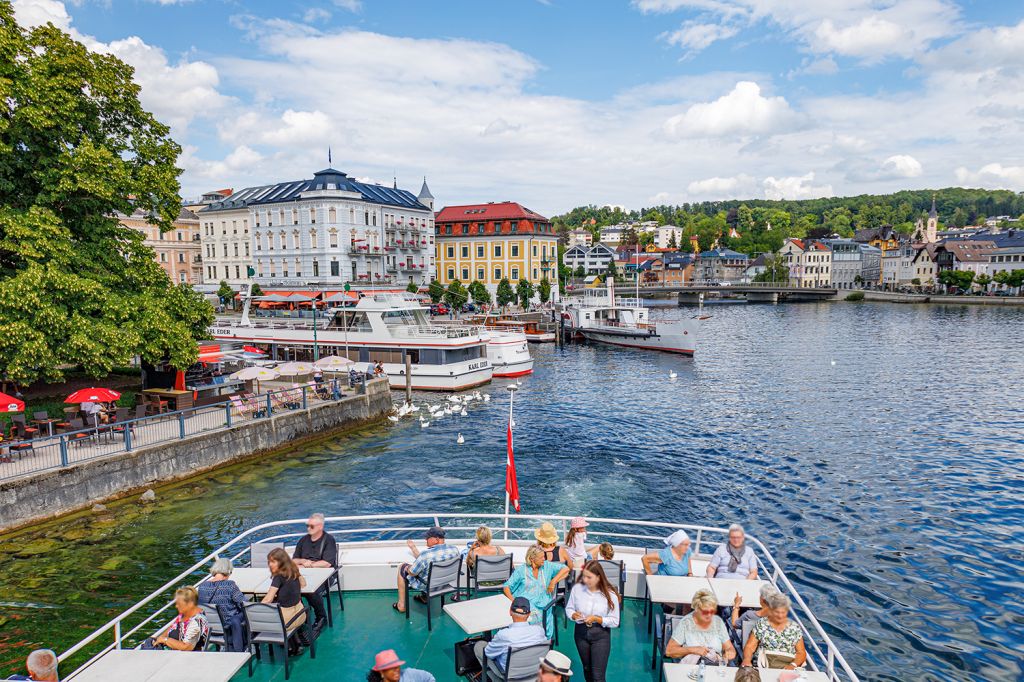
xmin=243 ymin=345 xmax=266 ymax=355
xmin=0 ymin=391 xmax=25 ymax=413
xmin=65 ymin=387 xmax=122 ymax=403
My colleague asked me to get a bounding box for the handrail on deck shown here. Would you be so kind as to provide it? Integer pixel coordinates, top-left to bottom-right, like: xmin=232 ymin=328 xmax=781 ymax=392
xmin=58 ymin=513 xmax=859 ymax=682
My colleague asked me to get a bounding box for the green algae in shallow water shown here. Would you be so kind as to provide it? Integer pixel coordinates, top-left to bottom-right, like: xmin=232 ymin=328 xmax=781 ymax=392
xmin=13 ymin=539 xmax=59 ymax=557
xmin=211 ymin=474 xmax=235 ymax=485
xmin=59 ymin=527 xmax=95 ymax=542
xmin=99 ymin=556 xmax=131 ymax=571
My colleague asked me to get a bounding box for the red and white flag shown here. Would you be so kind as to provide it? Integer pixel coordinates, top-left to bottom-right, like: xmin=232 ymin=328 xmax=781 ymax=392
xmin=505 ymin=419 xmax=521 ymax=512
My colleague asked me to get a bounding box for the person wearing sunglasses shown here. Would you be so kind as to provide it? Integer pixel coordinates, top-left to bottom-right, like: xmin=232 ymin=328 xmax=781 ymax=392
xmin=291 ymin=512 xmax=338 ymax=634
xmin=664 ymin=589 xmax=736 ymax=665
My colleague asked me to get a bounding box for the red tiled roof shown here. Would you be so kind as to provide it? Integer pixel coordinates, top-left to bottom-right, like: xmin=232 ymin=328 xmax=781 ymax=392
xmin=811 ymin=242 xmax=829 ymax=251
xmin=215 ymin=188 xmax=233 ymax=197
xmin=435 ymin=201 xmax=548 ymax=224
xmin=790 ymin=239 xmax=806 ymax=250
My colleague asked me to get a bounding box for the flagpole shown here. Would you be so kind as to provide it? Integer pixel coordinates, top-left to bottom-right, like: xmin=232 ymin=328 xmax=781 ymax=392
xmin=505 ymin=384 xmax=517 ymax=540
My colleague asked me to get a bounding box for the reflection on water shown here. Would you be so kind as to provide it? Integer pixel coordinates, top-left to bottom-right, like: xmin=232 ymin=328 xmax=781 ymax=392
xmin=1 ymin=301 xmax=1023 ymax=680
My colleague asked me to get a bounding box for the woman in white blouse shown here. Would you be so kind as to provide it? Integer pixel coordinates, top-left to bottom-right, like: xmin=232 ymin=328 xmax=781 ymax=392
xmin=565 ymin=560 xmax=620 ymax=682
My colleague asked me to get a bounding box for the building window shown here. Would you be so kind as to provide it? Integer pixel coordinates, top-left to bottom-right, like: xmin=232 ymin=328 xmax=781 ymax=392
xmin=461 ymin=245 xmax=469 ymax=258
xmin=462 ymin=268 xmax=469 ymax=280
xmin=494 ymin=244 xmax=502 ymax=258
xmin=159 ymin=231 xmax=165 ymax=241
xmin=178 ymin=252 xmax=185 ymax=263
xmin=494 ymin=267 xmax=502 ymax=280
xmin=447 ymin=268 xmax=455 ymax=280
xmin=292 ymin=208 xmax=299 ymax=225
xmin=233 ymin=243 xmax=239 ymax=257
xmin=511 ymin=245 xmax=519 ymax=258
xmin=329 ymin=229 xmax=338 ymax=248
xmin=447 ymin=246 xmax=455 ymax=259
xmin=477 ymin=245 xmax=484 ymax=258
xmin=310 ymin=208 xmax=316 ymax=224
xmin=179 ymin=272 xmax=186 ymax=283
xmin=313 ymin=259 xmax=319 ymax=277
xmin=224 ymin=266 xmax=230 ymax=278
xmin=329 ymin=207 xmax=337 ymax=223
xmin=244 ymin=243 xmax=250 ymax=257
xmin=256 ymin=234 xmax=262 ymax=251
xmin=510 ymin=221 xmax=518 ymax=232
xmin=222 ymin=243 xmax=228 ymax=257
xmin=235 ymin=265 xmax=240 ymax=279
xmin=511 ymin=267 xmax=519 ymax=280
xmin=477 ymin=268 xmax=485 ymax=280
xmin=364 ymin=211 xmax=370 ymax=225
xmin=292 ymin=230 xmax=300 ymax=249
xmin=330 ymin=260 xmax=340 ymax=277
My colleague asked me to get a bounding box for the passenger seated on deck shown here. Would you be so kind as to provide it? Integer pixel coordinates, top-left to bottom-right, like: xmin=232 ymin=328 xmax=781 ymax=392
xmin=6 ymin=648 xmax=59 ymax=681
xmin=197 ymin=557 xmax=248 ymax=652
xmin=502 ymin=545 xmax=571 ymax=638
xmin=537 ymin=650 xmax=575 ymax=682
xmin=588 ymin=542 xmax=615 ymax=561
xmin=707 ymin=524 xmax=758 ymax=580
xmin=291 ymin=513 xmax=338 ymax=632
xmin=642 ymin=530 xmax=693 ymax=577
xmin=474 ymin=597 xmax=547 ymax=674
xmin=729 ymin=584 xmax=780 ymax=648
xmin=466 ymin=525 xmax=506 ymax=569
xmin=534 ymin=522 xmax=573 ymax=568
xmin=151 ymin=587 xmax=211 ymax=651
xmin=741 ymin=592 xmax=807 ymax=670
xmin=393 ymin=526 xmax=461 ymax=613
xmin=366 ymin=649 xmax=436 ymax=682
xmin=262 ymin=548 xmax=307 ymax=638
xmin=664 ymin=589 xmax=736 ymax=666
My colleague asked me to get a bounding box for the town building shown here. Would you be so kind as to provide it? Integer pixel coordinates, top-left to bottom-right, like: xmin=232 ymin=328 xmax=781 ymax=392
xmin=696 ymin=248 xmax=750 ymax=284
xmin=195 ymin=190 xmax=252 ymax=287
xmin=984 ymin=230 xmax=1024 ymax=280
xmin=434 ymin=201 xmax=558 ymax=299
xmin=909 ymin=245 xmax=937 ymax=286
xmin=933 ymin=240 xmax=996 ymax=277
xmin=661 ymin=253 xmax=695 ymax=284
xmin=202 ymin=167 xmax=436 ymax=289
xmin=655 ymin=225 xmax=684 ymax=249
xmin=563 ymin=243 xmax=615 ymax=275
xmin=744 ymin=254 xmax=768 ymax=283
xmin=568 ymin=229 xmax=593 ymax=247
xmin=910 ymin=198 xmax=939 ymax=244
xmin=118 ymin=206 xmax=203 ymax=285
xmin=600 ymin=225 xmax=625 ymax=245
xmin=822 ymin=239 xmax=861 ymax=289
xmin=778 ymin=239 xmax=832 ymax=287
xmin=859 ymin=244 xmax=882 ymax=285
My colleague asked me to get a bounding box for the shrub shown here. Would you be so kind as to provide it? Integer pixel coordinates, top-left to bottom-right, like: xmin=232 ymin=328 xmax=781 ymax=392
xmin=845 ymin=291 xmax=865 ymax=302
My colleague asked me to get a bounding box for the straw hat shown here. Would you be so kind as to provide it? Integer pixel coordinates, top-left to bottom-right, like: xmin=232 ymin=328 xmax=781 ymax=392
xmin=534 ymin=522 xmax=559 ymax=545
xmin=371 ymin=649 xmax=404 ymax=671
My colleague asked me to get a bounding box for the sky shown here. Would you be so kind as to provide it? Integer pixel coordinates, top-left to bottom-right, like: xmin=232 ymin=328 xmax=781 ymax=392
xmin=10 ymin=0 xmax=1024 ymax=216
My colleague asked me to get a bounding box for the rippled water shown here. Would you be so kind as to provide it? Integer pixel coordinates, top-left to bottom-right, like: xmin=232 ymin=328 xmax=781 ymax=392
xmin=1 ymin=301 xmax=1023 ymax=680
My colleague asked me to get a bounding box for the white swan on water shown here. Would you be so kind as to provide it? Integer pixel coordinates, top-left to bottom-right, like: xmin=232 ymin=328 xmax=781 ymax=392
xmin=456 ymin=433 xmax=465 ymax=444
xmin=669 ymin=371 xmax=677 ymax=380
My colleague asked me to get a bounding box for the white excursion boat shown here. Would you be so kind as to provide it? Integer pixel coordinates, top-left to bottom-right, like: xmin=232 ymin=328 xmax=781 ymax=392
xmin=210 ymin=293 xmax=495 ymax=391
xmin=565 ymin=280 xmax=701 ymax=355
xmin=477 ymin=327 xmax=535 ymax=378
xmin=56 ymin=513 xmax=861 ymax=682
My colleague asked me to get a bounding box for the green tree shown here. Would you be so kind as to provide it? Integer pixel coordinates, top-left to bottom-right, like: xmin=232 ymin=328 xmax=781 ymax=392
xmin=406 ymin=279 xmax=419 ymax=294
xmin=606 ymin=259 xmax=619 ymax=280
xmin=444 ymin=279 xmax=467 ymax=309
xmin=217 ymin=280 xmax=236 ymax=306
xmin=516 ymin=279 xmax=535 ymax=308
xmin=974 ymin=273 xmax=991 ymax=290
xmin=752 ymin=255 xmax=789 ymax=283
xmin=938 ymin=270 xmax=975 ymax=291
xmin=0 ymin=6 xmax=212 ymax=385
xmin=249 ymin=282 xmax=265 ymax=297
xmin=574 ymin=265 xmax=585 ymax=278
xmin=496 ymin=278 xmax=517 ymax=308
xmin=622 ymin=226 xmax=640 ymax=247
xmin=469 ymin=280 xmax=492 ymax=306
xmin=667 ymin=231 xmax=678 ymax=249
xmin=537 ymin=277 xmax=552 ymax=304
xmin=427 ymin=278 xmax=445 ymax=303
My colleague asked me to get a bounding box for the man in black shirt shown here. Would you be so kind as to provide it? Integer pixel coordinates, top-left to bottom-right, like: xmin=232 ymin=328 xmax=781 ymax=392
xmin=292 ymin=512 xmax=338 ymax=632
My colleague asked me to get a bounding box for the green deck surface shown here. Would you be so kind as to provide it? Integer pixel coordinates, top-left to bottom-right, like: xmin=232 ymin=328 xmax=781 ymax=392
xmin=232 ymin=591 xmax=659 ymax=682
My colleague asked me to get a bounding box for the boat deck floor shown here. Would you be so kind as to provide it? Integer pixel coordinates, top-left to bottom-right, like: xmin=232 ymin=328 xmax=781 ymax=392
xmin=234 ymin=590 xmax=658 ymax=682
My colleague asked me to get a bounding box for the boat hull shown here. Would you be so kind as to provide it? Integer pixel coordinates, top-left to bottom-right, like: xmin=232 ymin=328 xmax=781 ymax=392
xmin=578 ymin=319 xmax=697 ymax=355
xmin=480 ymin=331 xmax=534 ymax=377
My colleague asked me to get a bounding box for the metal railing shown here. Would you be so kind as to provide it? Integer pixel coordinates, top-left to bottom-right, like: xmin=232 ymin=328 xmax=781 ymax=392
xmin=390 ymin=325 xmax=478 ymax=339
xmin=58 ymin=513 xmax=860 ymax=682
xmin=0 ymin=380 xmax=363 ymax=483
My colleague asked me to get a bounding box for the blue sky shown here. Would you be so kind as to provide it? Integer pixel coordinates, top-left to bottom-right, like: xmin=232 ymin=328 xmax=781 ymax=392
xmin=11 ymin=0 xmax=1024 ymax=215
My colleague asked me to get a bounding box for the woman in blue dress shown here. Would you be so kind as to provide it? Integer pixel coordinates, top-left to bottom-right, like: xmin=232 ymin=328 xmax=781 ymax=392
xmin=502 ymin=545 xmax=571 ymax=638
xmin=641 ymin=529 xmax=694 ymax=576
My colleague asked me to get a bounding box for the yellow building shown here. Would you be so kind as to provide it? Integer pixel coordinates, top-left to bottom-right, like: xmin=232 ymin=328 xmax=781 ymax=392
xmin=117 ymin=206 xmax=203 ymax=285
xmin=434 ymin=202 xmax=559 ymax=299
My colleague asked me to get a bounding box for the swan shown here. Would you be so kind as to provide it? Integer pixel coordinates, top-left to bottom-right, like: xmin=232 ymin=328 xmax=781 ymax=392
xmin=460 ymin=408 xmax=468 ymax=417
xmin=669 ymin=371 xmax=677 ymax=380
xmin=387 ymin=415 xmax=399 ymax=423
xmin=483 ymin=394 xmax=491 ymax=402
xmin=456 ymin=433 xmax=465 ymax=444
xmin=420 ymin=420 xmax=430 ymax=428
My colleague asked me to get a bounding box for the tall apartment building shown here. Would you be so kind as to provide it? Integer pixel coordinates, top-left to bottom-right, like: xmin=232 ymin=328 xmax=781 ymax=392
xmin=117 ymin=206 xmax=203 ymax=285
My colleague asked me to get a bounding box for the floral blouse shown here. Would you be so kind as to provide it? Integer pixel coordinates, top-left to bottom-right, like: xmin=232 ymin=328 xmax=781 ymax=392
xmin=753 ymin=617 xmax=802 ymax=655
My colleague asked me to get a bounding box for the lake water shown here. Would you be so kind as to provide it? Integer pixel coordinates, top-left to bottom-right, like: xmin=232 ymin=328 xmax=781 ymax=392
xmin=1 ymin=301 xmax=1022 ymax=680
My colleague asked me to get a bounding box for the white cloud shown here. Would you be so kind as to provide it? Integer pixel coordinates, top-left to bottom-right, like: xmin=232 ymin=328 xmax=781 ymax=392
xmin=687 ymin=174 xmax=757 ymax=199
xmin=881 ymin=155 xmax=922 ymax=179
xmin=664 ymin=81 xmax=799 ymax=138
xmin=303 ymin=8 xmax=331 ymax=23
xmin=661 ymin=21 xmax=739 ymax=55
xmin=180 ymin=145 xmax=264 ymax=180
xmin=955 ymin=164 xmax=1024 ymax=191
xmin=481 ymin=118 xmax=521 ymax=137
xmin=763 ymin=172 xmax=833 ymax=200
xmin=332 ymin=0 xmax=360 ymax=11
xmin=12 ymin=0 xmax=72 ymax=29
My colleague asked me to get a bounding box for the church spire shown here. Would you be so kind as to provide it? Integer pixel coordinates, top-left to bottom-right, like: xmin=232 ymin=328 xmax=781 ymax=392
xmin=929 ymin=193 xmax=938 ymax=219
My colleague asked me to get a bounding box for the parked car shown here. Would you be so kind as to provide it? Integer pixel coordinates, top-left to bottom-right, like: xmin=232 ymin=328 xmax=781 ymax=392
xmin=430 ymin=303 xmax=449 ymax=315
xmin=461 ymin=303 xmax=476 ymax=313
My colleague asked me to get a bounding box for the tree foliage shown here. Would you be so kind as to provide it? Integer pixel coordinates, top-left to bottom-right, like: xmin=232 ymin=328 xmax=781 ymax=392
xmin=217 ymin=280 xmax=235 ymax=303
xmin=468 ymin=280 xmax=492 ymax=306
xmin=406 ymin=279 xmax=419 ymax=294
xmin=444 ymin=279 xmax=467 ymax=309
xmin=249 ymin=282 xmax=264 ymax=297
xmin=752 ymin=255 xmax=790 ymax=283
xmin=0 ymin=6 xmax=213 ymax=384
xmin=427 ymin=278 xmax=445 ymax=303
xmin=537 ymin=277 xmax=552 ymax=304
xmin=496 ymin=278 xmax=516 ymax=308
xmin=938 ymin=270 xmax=975 ymax=291
xmin=516 ymin=279 xmax=535 ymax=308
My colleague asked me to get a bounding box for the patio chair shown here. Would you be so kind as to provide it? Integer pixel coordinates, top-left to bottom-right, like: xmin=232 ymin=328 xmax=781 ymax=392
xmin=597 ymin=559 xmax=626 ymax=602
xmin=468 ymin=554 xmax=513 ymax=598
xmin=653 ymin=613 xmax=684 ymax=680
xmin=7 ymin=429 xmax=33 ymax=458
xmin=230 ymin=395 xmax=254 ymax=419
xmin=11 ymin=415 xmax=38 ymax=439
xmin=403 ymin=555 xmax=462 ymax=631
xmin=200 ymin=603 xmax=228 ymax=652
xmin=482 ymin=641 xmax=552 ymax=682
xmin=249 ymin=542 xmax=284 ymax=568
xmin=65 ymin=419 xmax=92 ymax=446
xmin=243 ymin=602 xmax=315 ymax=681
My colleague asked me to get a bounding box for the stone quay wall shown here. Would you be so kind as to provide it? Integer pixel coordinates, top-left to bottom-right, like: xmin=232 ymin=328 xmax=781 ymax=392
xmin=0 ymin=378 xmax=392 ymax=532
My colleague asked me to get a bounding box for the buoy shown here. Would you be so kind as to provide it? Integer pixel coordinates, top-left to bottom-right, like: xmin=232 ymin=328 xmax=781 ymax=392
xmin=457 ymin=433 xmax=465 ymax=444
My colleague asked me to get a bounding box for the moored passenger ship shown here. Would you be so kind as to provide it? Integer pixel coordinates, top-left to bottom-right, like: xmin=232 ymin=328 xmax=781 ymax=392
xmin=210 ymin=293 xmax=497 ymax=391
xmin=56 ymin=513 xmax=861 ymax=682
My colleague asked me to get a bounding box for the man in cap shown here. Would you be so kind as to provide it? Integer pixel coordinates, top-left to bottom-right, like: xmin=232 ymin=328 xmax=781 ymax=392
xmin=393 ymin=526 xmax=460 ymax=613
xmin=538 ymin=650 xmax=574 ymax=681
xmin=474 ymin=597 xmax=548 ymax=674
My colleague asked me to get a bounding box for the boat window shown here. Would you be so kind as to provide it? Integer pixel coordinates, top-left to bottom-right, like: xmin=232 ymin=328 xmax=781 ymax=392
xmin=382 ymin=310 xmax=417 ymax=325
xmin=368 ymin=348 xmax=403 ymax=363
xmin=419 ymin=349 xmax=443 ymax=365
xmin=405 ymin=348 xmax=420 ymax=364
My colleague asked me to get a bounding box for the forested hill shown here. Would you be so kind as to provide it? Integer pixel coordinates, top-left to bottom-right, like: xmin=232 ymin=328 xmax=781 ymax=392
xmin=553 ymin=187 xmax=1024 ymax=254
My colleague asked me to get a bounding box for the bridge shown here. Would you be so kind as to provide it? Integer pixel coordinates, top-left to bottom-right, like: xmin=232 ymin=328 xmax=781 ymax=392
xmin=564 ymin=281 xmax=838 ymax=303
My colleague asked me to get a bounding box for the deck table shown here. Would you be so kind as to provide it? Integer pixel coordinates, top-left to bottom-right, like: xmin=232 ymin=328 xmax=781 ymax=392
xmin=663 ymin=663 xmax=829 ymax=681
xmin=443 ymin=593 xmax=514 ymax=635
xmin=229 ymin=566 xmax=337 ymax=625
xmin=66 ymin=650 xmax=249 ymax=682
xmin=707 ymin=578 xmax=770 ymax=609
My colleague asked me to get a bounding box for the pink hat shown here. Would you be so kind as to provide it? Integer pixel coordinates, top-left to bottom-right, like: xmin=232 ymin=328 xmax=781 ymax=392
xmin=778 ymin=671 xmax=801 ymax=682
xmin=372 ymin=650 xmax=405 ymax=671
xmin=570 ymin=517 xmax=589 ymax=529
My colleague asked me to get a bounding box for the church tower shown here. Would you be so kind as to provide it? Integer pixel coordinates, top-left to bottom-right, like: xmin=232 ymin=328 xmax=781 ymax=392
xmin=925 ymin=195 xmax=938 ymax=243
xmin=417 ymin=177 xmax=434 ymax=211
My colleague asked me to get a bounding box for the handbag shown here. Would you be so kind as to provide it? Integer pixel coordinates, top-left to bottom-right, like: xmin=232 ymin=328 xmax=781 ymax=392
xmin=758 ymin=649 xmax=796 ymax=669
xmin=454 ymin=635 xmax=486 ymax=676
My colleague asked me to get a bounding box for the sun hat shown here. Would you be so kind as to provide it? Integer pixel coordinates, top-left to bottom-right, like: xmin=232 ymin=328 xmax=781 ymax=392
xmin=372 ymin=649 xmax=405 ymax=671
xmin=570 ymin=517 xmax=589 ymax=529
xmin=534 ymin=522 xmax=559 ymax=545
xmin=425 ymin=526 xmax=446 ymax=540
xmin=510 ymin=597 xmax=531 ymax=615
xmin=539 ymin=650 xmax=573 ymax=676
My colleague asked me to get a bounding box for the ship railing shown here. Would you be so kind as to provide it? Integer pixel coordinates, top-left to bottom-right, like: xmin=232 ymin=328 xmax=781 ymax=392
xmin=389 ymin=325 xmax=477 ymax=339
xmin=59 ymin=513 xmax=859 ymax=682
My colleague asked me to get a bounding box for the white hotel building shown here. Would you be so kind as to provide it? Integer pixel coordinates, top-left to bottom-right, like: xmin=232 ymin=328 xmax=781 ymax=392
xmin=199 ymin=167 xmax=436 ymax=288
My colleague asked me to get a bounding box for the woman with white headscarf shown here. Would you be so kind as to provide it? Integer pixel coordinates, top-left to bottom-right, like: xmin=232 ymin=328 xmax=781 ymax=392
xmin=641 ymin=530 xmax=693 ymax=577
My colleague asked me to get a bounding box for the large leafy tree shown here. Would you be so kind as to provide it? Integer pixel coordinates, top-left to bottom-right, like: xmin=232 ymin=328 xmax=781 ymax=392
xmin=468 ymin=280 xmax=491 ymax=306
xmin=0 ymin=5 xmax=213 ymax=385
xmin=537 ymin=277 xmax=552 ymax=304
xmin=444 ymin=279 xmax=467 ymax=309
xmin=427 ymin=278 xmax=445 ymax=303
xmin=496 ymin=278 xmax=516 ymax=308
xmin=516 ymin=279 xmax=535 ymax=308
